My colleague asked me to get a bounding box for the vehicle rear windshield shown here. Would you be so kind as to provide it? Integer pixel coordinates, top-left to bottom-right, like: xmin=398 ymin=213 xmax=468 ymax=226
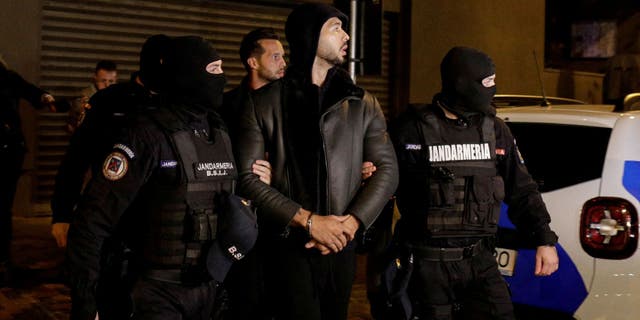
xmin=505 ymin=123 xmax=611 ymax=193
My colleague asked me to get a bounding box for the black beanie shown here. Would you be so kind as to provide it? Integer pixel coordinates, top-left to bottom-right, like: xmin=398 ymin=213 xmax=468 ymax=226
xmin=164 ymin=36 xmax=226 ymax=110
xmin=285 ymin=3 xmax=348 ymax=76
xmin=138 ymin=34 xmax=171 ymax=93
xmin=439 ymin=46 xmax=496 ymax=115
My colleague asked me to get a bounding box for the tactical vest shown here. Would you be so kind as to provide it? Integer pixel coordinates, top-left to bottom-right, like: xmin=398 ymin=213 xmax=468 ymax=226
xmin=418 ymin=111 xmax=504 ymax=238
xmin=140 ymin=109 xmax=236 ymax=276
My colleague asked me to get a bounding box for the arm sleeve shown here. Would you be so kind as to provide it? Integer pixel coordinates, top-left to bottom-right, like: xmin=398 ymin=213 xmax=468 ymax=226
xmin=346 ymin=94 xmax=399 ymax=228
xmin=51 ymin=99 xmax=111 ymax=223
xmin=65 ymin=123 xmax=158 ymax=319
xmin=8 ymin=70 xmax=47 ymax=108
xmin=392 ymin=112 xmax=430 ymax=225
xmin=498 ymin=119 xmax=558 ymax=246
xmin=234 ymin=92 xmax=302 ymax=231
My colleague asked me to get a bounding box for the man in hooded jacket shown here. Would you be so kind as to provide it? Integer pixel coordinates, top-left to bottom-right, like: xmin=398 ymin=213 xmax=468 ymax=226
xmin=392 ymin=46 xmax=559 ymax=319
xmin=66 ymin=35 xmax=249 ymax=320
xmin=234 ymin=3 xmax=398 ymax=320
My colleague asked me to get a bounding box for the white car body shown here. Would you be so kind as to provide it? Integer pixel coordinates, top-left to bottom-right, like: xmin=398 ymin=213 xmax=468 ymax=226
xmin=496 ymin=105 xmax=640 ymax=320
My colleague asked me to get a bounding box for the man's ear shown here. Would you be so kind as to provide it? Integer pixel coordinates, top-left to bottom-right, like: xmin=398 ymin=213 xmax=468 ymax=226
xmin=247 ymin=57 xmax=259 ymax=70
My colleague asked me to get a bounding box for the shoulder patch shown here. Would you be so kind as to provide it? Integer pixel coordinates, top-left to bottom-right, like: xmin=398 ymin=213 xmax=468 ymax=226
xmin=113 ymin=143 xmax=135 ymax=159
xmin=103 ymin=151 xmax=129 ymax=181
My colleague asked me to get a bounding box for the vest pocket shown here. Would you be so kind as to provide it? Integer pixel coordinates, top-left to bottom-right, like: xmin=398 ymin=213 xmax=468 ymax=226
xmin=186 ymin=209 xmax=218 ymax=241
xmin=464 ymin=176 xmax=496 ymax=228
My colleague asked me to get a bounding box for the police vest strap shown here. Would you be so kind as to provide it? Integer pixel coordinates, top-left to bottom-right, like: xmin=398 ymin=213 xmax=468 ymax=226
xmin=411 ymin=240 xmax=484 ymax=262
xmin=172 ymin=130 xmax=198 ymax=182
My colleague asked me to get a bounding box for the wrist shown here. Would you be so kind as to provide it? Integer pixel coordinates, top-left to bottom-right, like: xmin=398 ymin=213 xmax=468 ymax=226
xmin=347 ymin=213 xmax=361 ymax=228
xmin=306 ymin=214 xmax=313 ymax=238
xmin=291 ymin=208 xmax=312 ymax=228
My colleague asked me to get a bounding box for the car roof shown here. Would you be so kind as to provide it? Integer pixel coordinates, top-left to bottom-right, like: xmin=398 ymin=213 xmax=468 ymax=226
xmin=496 ymin=105 xmax=627 ymax=128
xmin=493 ymin=94 xmax=586 ymax=107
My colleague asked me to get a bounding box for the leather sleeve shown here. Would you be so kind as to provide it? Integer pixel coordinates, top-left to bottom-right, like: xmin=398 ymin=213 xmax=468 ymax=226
xmin=347 ymin=93 xmax=399 ymax=229
xmin=234 ymin=87 xmax=301 ymax=231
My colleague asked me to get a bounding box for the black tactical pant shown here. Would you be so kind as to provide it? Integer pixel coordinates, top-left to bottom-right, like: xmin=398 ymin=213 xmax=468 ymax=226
xmin=131 ymin=277 xmax=218 ymax=320
xmin=95 ymin=239 xmax=136 ymax=320
xmin=408 ymin=244 xmax=514 ymax=320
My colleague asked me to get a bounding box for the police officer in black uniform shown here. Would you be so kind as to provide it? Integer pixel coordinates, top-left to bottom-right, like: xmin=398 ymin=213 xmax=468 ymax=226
xmin=66 ymin=35 xmax=248 ymax=320
xmin=52 ymin=35 xmax=171 ymax=320
xmin=392 ymin=46 xmax=560 ymax=319
xmin=51 ymin=34 xmax=171 ymax=248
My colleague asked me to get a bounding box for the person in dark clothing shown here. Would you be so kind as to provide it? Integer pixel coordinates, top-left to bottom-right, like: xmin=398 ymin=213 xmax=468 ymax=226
xmin=51 ymin=34 xmax=172 ymax=249
xmin=234 ymin=3 xmax=398 ymax=320
xmin=66 ymin=35 xmax=255 ymax=320
xmin=391 ymin=46 xmax=559 ymax=320
xmin=221 ymin=27 xmax=285 ymax=320
xmin=51 ymin=36 xmax=171 ymax=320
xmin=221 ymin=27 xmax=285 ymax=133
xmin=0 ymin=58 xmax=55 ymax=285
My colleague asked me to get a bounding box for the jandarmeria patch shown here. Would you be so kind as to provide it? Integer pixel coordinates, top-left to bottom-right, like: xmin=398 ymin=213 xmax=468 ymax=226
xmin=103 ymin=151 xmax=129 ymax=181
xmin=113 ymin=143 xmax=135 ymax=159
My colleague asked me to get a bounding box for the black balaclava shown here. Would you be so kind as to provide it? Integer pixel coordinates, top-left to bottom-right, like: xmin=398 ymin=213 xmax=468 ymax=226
xmin=164 ymin=36 xmax=226 ymax=111
xmin=138 ymin=34 xmax=171 ymax=93
xmin=285 ymin=3 xmax=348 ymax=77
xmin=439 ymin=46 xmax=496 ymax=116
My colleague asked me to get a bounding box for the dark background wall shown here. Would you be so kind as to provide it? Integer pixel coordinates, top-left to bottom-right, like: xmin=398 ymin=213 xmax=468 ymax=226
xmin=409 ymin=0 xmax=546 ymax=104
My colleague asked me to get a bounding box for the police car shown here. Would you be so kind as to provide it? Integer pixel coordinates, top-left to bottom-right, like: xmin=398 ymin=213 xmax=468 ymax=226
xmin=493 ymin=104 xmax=640 ymax=319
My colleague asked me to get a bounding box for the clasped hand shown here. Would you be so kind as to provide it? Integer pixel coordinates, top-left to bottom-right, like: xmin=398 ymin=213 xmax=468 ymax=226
xmin=304 ymin=214 xmax=360 ymax=255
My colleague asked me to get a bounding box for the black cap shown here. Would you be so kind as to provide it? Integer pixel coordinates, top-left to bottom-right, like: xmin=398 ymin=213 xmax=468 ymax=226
xmin=206 ymin=194 xmax=258 ymax=282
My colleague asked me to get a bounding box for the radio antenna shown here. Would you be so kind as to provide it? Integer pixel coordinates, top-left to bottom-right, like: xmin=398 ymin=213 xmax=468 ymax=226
xmin=533 ymin=50 xmax=549 ymax=107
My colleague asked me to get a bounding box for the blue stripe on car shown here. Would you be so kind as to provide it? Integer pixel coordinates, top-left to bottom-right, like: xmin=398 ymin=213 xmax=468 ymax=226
xmin=623 ymin=161 xmax=640 ymax=202
xmin=498 ymin=204 xmax=588 ymax=314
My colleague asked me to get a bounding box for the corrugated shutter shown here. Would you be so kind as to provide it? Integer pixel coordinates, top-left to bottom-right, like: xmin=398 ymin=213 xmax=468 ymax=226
xmin=41 ymin=0 xmax=290 ymax=96
xmin=35 ymin=0 xmax=391 ymax=208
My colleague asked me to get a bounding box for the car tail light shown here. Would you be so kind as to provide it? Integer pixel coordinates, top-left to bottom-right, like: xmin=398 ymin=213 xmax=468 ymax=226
xmin=580 ymin=197 xmax=638 ymax=259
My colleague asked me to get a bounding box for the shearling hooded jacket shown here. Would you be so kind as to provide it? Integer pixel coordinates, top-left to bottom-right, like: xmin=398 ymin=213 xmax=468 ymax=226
xmin=234 ymin=67 xmax=398 ymax=235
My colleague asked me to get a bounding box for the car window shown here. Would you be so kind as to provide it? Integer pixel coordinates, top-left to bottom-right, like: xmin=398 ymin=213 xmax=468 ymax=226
xmin=505 ymin=123 xmax=611 ymax=192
